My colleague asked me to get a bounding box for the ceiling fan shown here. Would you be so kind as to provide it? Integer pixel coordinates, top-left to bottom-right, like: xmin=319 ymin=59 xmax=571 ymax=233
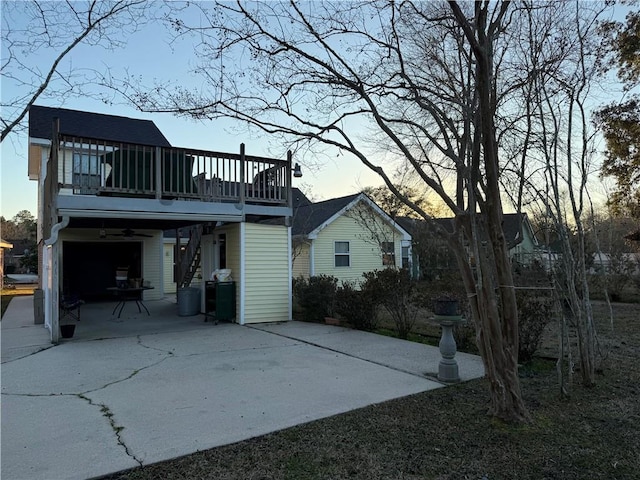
xmin=100 ymin=228 xmax=153 ymax=239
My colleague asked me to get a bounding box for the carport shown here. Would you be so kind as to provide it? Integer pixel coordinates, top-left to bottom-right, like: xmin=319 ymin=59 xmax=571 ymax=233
xmin=63 ymin=241 xmax=142 ymax=301
xmin=58 ymin=296 xmax=212 ymax=341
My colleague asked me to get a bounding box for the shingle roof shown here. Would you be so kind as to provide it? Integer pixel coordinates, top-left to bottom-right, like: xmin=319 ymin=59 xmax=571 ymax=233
xmin=292 ymin=193 xmax=360 ymax=236
xmin=395 ymin=216 xmax=455 ymax=236
xmin=29 ymin=105 xmax=172 ymax=147
xmin=291 ymin=188 xmax=313 ymax=209
xmin=396 ymin=213 xmax=532 ymax=247
xmin=502 ymin=213 xmax=528 ymax=248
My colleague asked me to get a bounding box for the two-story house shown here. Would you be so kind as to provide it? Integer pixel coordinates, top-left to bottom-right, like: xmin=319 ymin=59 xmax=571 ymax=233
xmin=29 ymin=105 xmax=297 ymax=342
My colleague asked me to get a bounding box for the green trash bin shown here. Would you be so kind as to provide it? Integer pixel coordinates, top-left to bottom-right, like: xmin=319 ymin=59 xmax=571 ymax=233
xmin=204 ymin=281 xmax=236 ymax=323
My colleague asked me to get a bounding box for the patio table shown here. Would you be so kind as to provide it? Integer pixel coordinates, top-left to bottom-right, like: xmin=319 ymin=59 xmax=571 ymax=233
xmin=106 ymin=286 xmax=154 ymax=318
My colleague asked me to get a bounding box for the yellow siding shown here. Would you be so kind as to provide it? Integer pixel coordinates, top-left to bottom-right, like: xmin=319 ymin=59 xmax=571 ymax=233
xmin=313 ymin=211 xmax=403 ymax=285
xmin=163 ymin=240 xmax=204 ymax=295
xmin=163 ymin=242 xmax=176 ymax=294
xmin=292 ymin=242 xmax=310 ymax=279
xmin=244 ymin=223 xmax=290 ymax=323
xmin=217 ymin=225 xmax=241 ymax=278
xmin=141 ymin=234 xmax=163 ymax=300
xmin=215 ymin=224 xmax=241 ymax=320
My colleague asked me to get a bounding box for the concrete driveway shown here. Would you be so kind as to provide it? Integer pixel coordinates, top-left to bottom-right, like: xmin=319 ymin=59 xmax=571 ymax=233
xmin=1 ymin=296 xmax=484 ymax=480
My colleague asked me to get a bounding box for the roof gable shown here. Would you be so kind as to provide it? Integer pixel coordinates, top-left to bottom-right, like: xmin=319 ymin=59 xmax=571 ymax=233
xmin=293 ymin=194 xmax=359 ymax=236
xmin=293 ymin=193 xmax=411 ymax=240
xmin=502 ymin=213 xmax=538 ymax=248
xmin=291 ymin=188 xmax=313 ymax=209
xmin=28 ymin=105 xmax=172 ymax=147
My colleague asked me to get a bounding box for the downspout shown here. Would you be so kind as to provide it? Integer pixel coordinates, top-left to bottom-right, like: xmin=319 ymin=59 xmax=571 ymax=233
xmin=239 ymin=222 xmax=246 ymax=325
xmin=309 ymin=239 xmax=315 ymax=276
xmin=45 ymin=215 xmax=69 ymax=344
xmin=44 ymin=216 xmax=70 ymax=246
xmin=287 ymin=226 xmax=293 ymax=321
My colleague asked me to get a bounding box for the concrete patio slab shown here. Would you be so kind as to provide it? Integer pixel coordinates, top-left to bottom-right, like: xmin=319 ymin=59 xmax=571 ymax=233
xmin=1 ymin=296 xmax=485 ymax=480
xmin=1 ymin=295 xmax=52 ymax=363
xmin=252 ymin=322 xmax=486 ymax=381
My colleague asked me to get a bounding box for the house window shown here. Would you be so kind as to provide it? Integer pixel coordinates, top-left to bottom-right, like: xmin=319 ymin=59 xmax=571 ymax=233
xmin=73 ymin=153 xmax=100 ymax=194
xmin=334 ymin=241 xmax=350 ymax=267
xmin=381 ymin=241 xmax=395 ymax=266
xmin=402 ymin=246 xmax=410 ymax=269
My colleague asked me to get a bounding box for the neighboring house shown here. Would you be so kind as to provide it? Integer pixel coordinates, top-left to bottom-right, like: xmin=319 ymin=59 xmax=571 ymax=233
xmin=291 ymin=192 xmax=412 ymax=284
xmin=501 ymin=213 xmax=541 ymax=267
xmin=29 ymin=105 xmax=296 ymax=342
xmin=590 ymin=252 xmax=640 ymax=275
xmin=1 ymin=238 xmax=13 ymax=289
xmin=1 ymin=239 xmax=32 ymax=274
xmin=397 ymin=212 xmax=540 ymax=277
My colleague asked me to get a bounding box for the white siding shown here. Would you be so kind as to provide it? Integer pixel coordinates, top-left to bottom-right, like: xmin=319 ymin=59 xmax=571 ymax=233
xmin=244 ymin=223 xmax=290 ymax=323
xmin=313 ymin=212 xmax=403 ymax=285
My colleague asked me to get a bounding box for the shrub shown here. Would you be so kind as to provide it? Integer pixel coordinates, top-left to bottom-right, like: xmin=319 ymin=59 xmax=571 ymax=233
xmin=453 ymin=321 xmax=477 ymax=354
xmin=292 ymin=275 xmax=338 ymax=323
xmin=362 ymin=268 xmax=418 ymax=339
xmin=335 ymin=280 xmax=379 ymax=331
xmin=517 ymin=290 xmax=553 ymax=363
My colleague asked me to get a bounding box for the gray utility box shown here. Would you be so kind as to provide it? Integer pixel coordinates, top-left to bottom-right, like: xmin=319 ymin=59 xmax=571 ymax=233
xmin=33 ymin=289 xmax=44 ymax=324
xmin=177 ymin=287 xmax=201 ymax=316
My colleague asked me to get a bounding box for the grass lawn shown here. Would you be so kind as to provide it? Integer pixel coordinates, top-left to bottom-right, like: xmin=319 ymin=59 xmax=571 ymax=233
xmin=102 ymin=301 xmax=640 ymax=480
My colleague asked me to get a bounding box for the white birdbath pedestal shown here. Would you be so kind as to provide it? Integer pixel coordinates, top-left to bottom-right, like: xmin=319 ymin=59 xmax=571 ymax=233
xmin=434 ymin=314 xmax=465 ymax=383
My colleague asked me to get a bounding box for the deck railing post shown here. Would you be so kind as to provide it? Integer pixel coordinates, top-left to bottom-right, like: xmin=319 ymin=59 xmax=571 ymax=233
xmin=155 ymin=146 xmax=162 ymax=199
xmin=239 ymin=143 xmax=245 ymax=204
xmin=286 ymin=150 xmax=293 ymax=210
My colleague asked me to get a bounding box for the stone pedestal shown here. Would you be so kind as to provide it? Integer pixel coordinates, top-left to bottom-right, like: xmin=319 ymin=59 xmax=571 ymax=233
xmin=434 ymin=314 xmax=464 ymax=383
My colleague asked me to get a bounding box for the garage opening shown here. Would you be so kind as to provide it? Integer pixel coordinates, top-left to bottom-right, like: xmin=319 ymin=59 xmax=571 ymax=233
xmin=63 ymin=241 xmax=142 ymax=301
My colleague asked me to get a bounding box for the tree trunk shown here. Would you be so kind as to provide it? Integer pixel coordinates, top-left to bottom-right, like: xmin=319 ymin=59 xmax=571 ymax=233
xmin=455 ymin=238 xmax=529 ymax=423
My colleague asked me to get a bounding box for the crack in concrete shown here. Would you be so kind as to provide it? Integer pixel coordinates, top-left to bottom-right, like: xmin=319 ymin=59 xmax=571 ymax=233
xmin=82 ymin=355 xmax=170 ymax=395
xmin=247 ymin=325 xmax=443 ymax=382
xmin=77 ymin=393 xmax=144 ymax=467
xmin=1 ymin=344 xmax=56 ymax=364
xmin=2 ymin=338 xmax=177 ymax=468
xmin=136 ymin=335 xmax=176 ymax=355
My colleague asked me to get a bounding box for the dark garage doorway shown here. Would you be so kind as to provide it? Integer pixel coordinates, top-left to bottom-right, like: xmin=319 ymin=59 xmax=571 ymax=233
xmin=63 ymin=241 xmax=142 ymax=301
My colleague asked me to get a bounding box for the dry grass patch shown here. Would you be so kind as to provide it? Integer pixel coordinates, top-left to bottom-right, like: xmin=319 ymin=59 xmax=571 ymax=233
xmin=102 ymin=301 xmax=640 ymax=480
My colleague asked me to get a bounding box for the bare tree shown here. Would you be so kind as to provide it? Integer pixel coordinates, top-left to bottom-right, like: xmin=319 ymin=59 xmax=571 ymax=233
xmin=344 ymin=199 xmax=400 ymax=265
xmin=113 ymin=1 xmax=614 ymax=422
xmin=1 ymin=0 xmax=153 ymax=143
xmin=513 ymin=1 xmax=610 ymax=389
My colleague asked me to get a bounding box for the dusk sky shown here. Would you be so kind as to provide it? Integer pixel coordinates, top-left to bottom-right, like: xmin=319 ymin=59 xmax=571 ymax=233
xmin=1 ymin=2 xmax=633 ymax=222
xmin=0 ymin=3 xmax=382 ymax=220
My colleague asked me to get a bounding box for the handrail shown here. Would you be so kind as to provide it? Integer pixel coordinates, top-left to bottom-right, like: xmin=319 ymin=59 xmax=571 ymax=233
xmin=56 ymin=135 xmax=290 ymax=205
xmin=178 ymin=224 xmax=203 ymax=288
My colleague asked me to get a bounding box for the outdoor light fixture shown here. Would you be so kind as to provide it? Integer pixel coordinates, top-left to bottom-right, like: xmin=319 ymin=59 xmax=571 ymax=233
xmin=293 ymin=162 xmax=303 ymax=178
